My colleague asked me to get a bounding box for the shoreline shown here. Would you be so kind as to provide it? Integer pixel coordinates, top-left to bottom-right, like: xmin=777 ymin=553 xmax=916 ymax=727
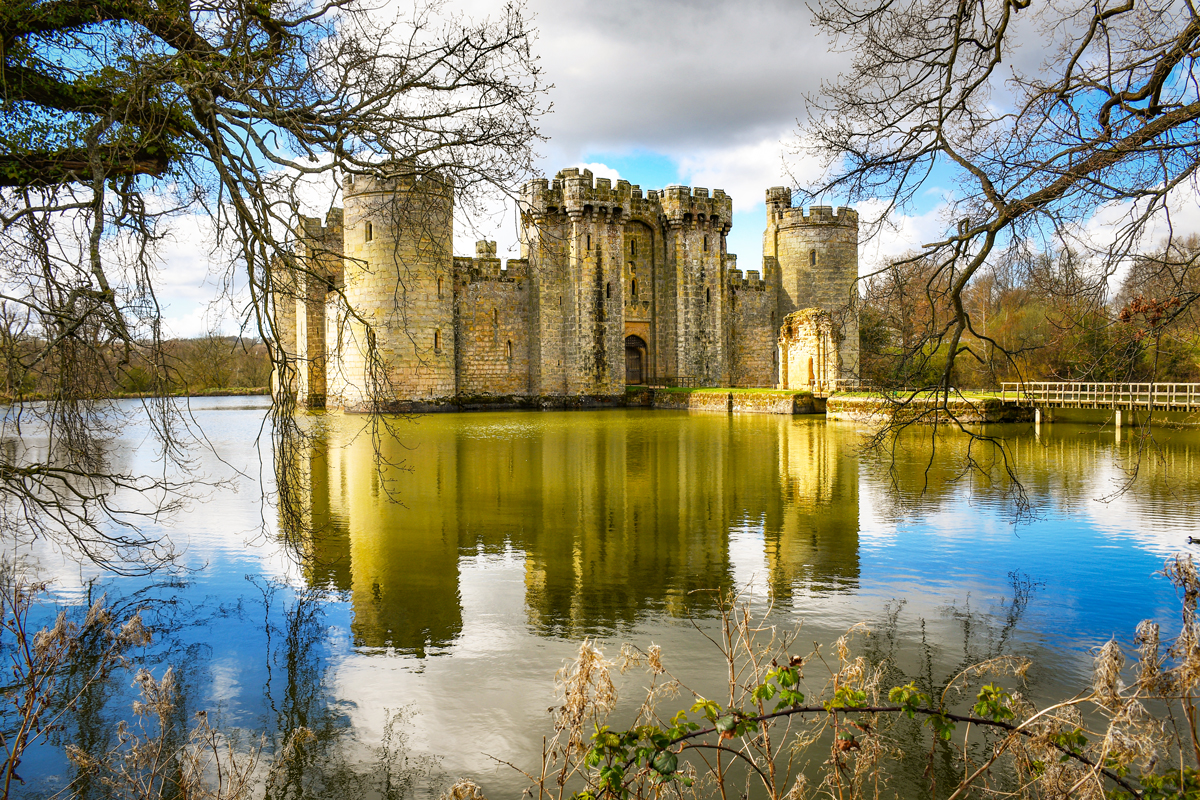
xmin=0 ymin=387 xmax=271 ymax=403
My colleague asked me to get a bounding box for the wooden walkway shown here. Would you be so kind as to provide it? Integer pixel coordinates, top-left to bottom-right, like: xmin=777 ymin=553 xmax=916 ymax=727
xmin=999 ymin=382 xmax=1200 ymax=412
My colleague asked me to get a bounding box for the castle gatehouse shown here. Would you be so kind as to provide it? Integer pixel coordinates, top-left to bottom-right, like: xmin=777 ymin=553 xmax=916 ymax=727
xmin=273 ymin=166 xmax=860 ymax=411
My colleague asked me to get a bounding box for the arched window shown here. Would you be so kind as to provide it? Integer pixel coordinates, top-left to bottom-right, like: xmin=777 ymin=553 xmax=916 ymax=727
xmin=434 ymin=329 xmax=441 ymax=351
xmin=586 ymin=233 xmax=592 ymax=251
xmin=810 ymin=249 xmax=817 ymax=266
xmin=365 ymin=221 xmax=373 ymax=242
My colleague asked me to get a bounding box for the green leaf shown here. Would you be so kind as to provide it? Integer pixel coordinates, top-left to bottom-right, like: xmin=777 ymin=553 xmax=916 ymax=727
xmin=651 ymin=749 xmax=678 ymax=775
xmin=888 ymin=681 xmax=928 ymax=719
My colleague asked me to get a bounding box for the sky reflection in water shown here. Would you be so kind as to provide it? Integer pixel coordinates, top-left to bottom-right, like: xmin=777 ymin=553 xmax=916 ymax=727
xmin=18 ymin=399 xmax=1200 ymax=796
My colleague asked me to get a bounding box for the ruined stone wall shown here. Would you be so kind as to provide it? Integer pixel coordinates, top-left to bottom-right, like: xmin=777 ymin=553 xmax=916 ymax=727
xmin=764 ymin=188 xmax=859 ymax=380
xmin=333 ymin=166 xmax=454 ymax=411
xmin=726 ymin=257 xmax=779 ymax=387
xmin=778 ymin=308 xmax=838 ymax=392
xmin=453 ymin=242 xmax=532 ymax=396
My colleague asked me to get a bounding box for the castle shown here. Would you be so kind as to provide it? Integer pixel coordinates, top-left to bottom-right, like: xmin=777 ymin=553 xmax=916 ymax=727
xmin=273 ymin=166 xmax=859 ymax=411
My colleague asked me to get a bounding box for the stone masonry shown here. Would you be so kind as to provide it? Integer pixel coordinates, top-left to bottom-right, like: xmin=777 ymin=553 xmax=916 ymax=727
xmin=274 ymin=165 xmax=861 ymax=411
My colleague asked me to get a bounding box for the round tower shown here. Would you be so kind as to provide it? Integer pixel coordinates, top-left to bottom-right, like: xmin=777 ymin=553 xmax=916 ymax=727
xmin=334 ymin=163 xmax=455 ymax=410
xmin=763 ymin=189 xmax=859 ymax=381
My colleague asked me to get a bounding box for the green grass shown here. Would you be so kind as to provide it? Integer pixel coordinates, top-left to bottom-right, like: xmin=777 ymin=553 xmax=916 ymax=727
xmin=628 ymin=386 xmax=814 ymax=397
xmin=830 ymin=390 xmax=1004 ymax=402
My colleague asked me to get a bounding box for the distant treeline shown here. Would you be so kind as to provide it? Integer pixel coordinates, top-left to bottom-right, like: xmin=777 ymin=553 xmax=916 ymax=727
xmin=859 ymin=235 xmax=1200 ymax=389
xmin=0 ymin=334 xmax=271 ymax=401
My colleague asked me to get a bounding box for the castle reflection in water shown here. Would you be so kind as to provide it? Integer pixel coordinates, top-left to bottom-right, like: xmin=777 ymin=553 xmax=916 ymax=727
xmin=281 ymin=411 xmax=860 ymax=655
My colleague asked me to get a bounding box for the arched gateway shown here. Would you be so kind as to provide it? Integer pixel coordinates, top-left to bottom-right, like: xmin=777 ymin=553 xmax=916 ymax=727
xmin=625 ymin=335 xmax=647 ymax=385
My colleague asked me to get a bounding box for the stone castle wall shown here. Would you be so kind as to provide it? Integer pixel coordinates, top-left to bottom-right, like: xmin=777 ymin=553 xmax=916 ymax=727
xmin=274 ymin=166 xmax=861 ymax=411
xmin=764 ymin=187 xmax=859 ymax=379
xmin=453 ymin=242 xmax=532 ymax=396
xmin=330 ymin=167 xmax=454 ymax=411
xmin=725 ymin=257 xmax=779 ymax=388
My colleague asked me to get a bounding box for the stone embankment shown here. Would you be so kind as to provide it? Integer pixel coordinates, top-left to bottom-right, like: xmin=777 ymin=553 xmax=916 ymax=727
xmin=330 ymin=389 xmax=1036 ymax=420
xmin=824 ymin=394 xmax=1033 ymax=423
xmin=354 ymin=388 xmax=823 ymax=415
xmin=637 ymin=389 xmax=820 ymax=415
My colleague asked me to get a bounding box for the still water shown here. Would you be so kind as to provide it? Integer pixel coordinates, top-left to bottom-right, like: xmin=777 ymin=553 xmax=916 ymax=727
xmin=19 ymin=399 xmax=1200 ymax=796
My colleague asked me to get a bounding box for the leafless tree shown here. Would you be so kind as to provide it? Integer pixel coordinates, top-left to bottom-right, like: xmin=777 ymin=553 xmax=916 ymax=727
xmin=795 ymin=0 xmax=1200 ymax=507
xmin=0 ymin=0 xmax=549 ymax=571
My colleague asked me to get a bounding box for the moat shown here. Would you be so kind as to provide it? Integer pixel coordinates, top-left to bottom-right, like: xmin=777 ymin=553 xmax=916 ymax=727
xmin=21 ymin=398 xmax=1200 ymax=797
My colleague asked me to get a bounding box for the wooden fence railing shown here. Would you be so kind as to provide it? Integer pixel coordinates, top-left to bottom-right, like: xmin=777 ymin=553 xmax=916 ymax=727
xmin=642 ymin=376 xmax=702 ymax=389
xmin=1000 ymin=382 xmax=1200 ymax=410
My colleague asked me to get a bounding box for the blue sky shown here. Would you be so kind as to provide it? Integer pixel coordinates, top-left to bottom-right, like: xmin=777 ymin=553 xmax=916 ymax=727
xmin=150 ymin=0 xmax=972 ymax=336
xmin=148 ymin=0 xmax=1200 ymax=335
xmin=154 ymin=0 xmax=864 ymax=335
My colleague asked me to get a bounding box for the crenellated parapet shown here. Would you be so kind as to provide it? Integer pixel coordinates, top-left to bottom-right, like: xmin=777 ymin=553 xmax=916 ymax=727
xmin=522 ymin=168 xmax=631 ymax=221
xmin=659 ymin=185 xmax=732 ymax=233
xmin=521 ymin=169 xmax=734 ymax=234
xmin=765 ymin=186 xmax=857 ymax=231
xmin=295 ymin=209 xmax=344 ymax=286
xmin=343 ymin=161 xmax=453 ymax=205
xmin=728 ymin=269 xmax=769 ymax=291
xmin=453 ymin=241 xmax=529 ymax=283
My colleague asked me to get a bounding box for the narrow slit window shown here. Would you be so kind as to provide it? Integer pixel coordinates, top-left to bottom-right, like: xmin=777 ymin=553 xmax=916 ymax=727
xmin=631 ymin=239 xmax=637 ymax=256
xmin=586 ymin=233 xmax=592 ymax=251
xmin=810 ymin=249 xmax=817 ymax=266
xmin=493 ymin=308 xmax=499 ymax=326
xmin=606 ymin=282 xmax=611 ymax=299
xmin=703 ymin=235 xmax=709 ymax=252
xmin=437 ymin=276 xmax=443 ymax=297
xmin=365 ymin=221 xmax=373 ymax=242
xmin=434 ymin=329 xmax=440 ymax=351
xmin=631 ymin=278 xmax=637 ymax=298
xmin=706 ymin=287 xmax=711 ymax=304
xmin=506 ymin=341 xmax=513 ymax=363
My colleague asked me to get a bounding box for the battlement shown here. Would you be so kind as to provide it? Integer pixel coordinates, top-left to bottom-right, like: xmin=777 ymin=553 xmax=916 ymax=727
xmin=454 ymin=242 xmax=529 ymax=282
xmin=659 ymin=184 xmax=732 ymax=229
xmin=522 ymin=168 xmax=732 ymax=226
xmin=728 ymin=269 xmax=768 ymax=290
xmin=343 ymin=160 xmax=453 ymax=200
xmin=766 ymin=186 xmax=792 ymax=207
xmin=764 ymin=187 xmax=858 ymax=228
xmin=522 ymin=168 xmax=633 ymax=217
xmin=295 ymin=211 xmax=344 ymax=280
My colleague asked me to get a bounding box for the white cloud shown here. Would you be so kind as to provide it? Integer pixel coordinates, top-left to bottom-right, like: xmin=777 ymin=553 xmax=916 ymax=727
xmin=855 ymin=196 xmax=956 ymax=278
xmin=677 ymin=139 xmax=790 ymax=216
xmin=573 ymin=163 xmax=621 ymax=183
